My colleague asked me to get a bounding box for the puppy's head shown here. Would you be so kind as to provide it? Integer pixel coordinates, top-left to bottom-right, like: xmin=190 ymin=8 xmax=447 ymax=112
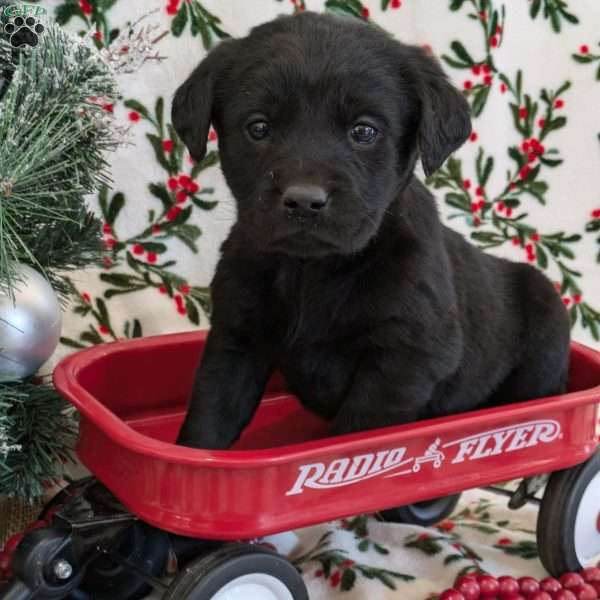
xmin=172 ymin=13 xmax=470 ymax=258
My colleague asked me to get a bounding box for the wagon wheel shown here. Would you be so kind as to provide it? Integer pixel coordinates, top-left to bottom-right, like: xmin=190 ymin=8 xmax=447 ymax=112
xmin=163 ymin=543 xmax=308 ymax=600
xmin=537 ymin=448 xmax=600 ymax=575
xmin=378 ymin=493 xmax=462 ymax=527
xmin=69 ymin=522 xmax=169 ymax=600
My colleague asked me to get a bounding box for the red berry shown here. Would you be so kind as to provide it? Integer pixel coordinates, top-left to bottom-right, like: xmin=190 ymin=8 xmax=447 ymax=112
xmin=471 ymin=202 xmax=479 ymax=213
xmin=519 ymin=165 xmax=531 ymax=179
xmin=464 ymin=80 xmax=473 ymax=90
xmin=158 ymin=285 xmax=167 ymax=294
xmin=484 ymin=75 xmax=493 ymax=86
xmin=506 ymin=207 xmax=513 ymax=217
xmin=102 ymin=103 xmax=114 ymax=113
xmin=176 ymin=190 xmax=188 ymax=203
xmin=180 ymin=284 xmax=191 ymax=294
xmin=208 ymin=130 xmax=218 ymax=141
xmin=538 ymin=118 xmax=546 ymax=128
xmin=580 ymin=45 xmax=590 ymax=54
xmin=554 ymin=591 xmax=577 ymax=600
xmin=520 ymin=577 xmax=541 ymax=595
xmin=93 ymin=29 xmax=103 ymax=41
xmin=166 ymin=206 xmax=182 ymax=221
xmin=128 ymin=111 xmax=140 ymax=122
xmin=519 ymin=107 xmax=528 ymax=119
xmin=591 ymin=209 xmax=600 ymax=219
xmin=82 ymin=292 xmax=91 ymax=303
xmin=463 ymin=179 xmax=472 ymax=189
xmin=440 ymin=590 xmax=466 ymax=600
xmin=475 ymin=186 xmax=484 ymax=196
xmin=541 ymin=578 xmax=563 ymax=593
xmin=163 ymin=139 xmax=174 ymax=152
xmin=555 ymin=99 xmax=565 ymax=108
xmin=361 ymin=7 xmax=370 ymax=18
xmin=498 ymin=576 xmax=520 ymax=598
xmin=439 ymin=520 xmax=455 ymax=531
xmin=470 ymin=132 xmax=478 ymax=142
xmin=391 ymin=0 xmax=401 ymax=7
xmin=147 ymin=252 xmax=157 ymax=264
xmin=79 ymin=0 xmax=92 ymax=15
xmin=531 ymin=232 xmax=540 ymax=241
xmin=102 ymin=223 xmax=112 ymax=234
xmin=573 ymin=294 xmax=582 ymax=304
xmin=477 ymin=575 xmax=500 ymax=597
xmin=582 ymin=569 xmax=600 ymax=584
xmin=178 ymin=174 xmax=192 ymax=187
xmin=500 ymin=83 xmax=507 ymax=93
xmin=132 ymin=244 xmax=144 ymax=255
xmin=167 ymin=177 xmax=178 ymax=191
xmin=472 ymin=65 xmax=481 ymax=76
xmin=186 ymin=181 xmax=199 ymax=194
xmin=99 ymin=325 xmax=110 ymax=335
xmin=490 ymin=35 xmax=498 ymax=47
xmin=177 ymin=305 xmax=187 ymax=316
xmin=152 ymin=224 xmax=161 ymax=234
xmin=529 ymin=593 xmax=552 ymax=600
xmin=512 ymin=236 xmax=521 ymax=246
xmin=455 ymin=576 xmax=481 ymax=600
xmin=562 ymin=574 xmax=585 ymax=590
xmin=572 ymin=584 xmax=598 ymax=600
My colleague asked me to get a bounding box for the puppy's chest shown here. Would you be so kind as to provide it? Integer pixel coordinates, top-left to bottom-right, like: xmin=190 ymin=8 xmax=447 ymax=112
xmin=269 ymin=264 xmax=367 ymax=417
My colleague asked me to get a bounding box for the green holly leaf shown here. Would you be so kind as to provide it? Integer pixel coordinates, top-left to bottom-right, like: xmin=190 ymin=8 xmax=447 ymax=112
xmin=171 ymin=3 xmax=188 ymax=37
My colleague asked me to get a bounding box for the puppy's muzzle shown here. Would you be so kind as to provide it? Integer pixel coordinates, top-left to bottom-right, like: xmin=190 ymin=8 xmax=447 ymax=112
xmin=282 ymin=184 xmax=330 ymax=221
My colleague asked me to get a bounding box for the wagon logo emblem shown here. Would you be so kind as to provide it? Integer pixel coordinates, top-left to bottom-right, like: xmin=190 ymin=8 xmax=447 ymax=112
xmin=285 ymin=419 xmax=562 ymax=495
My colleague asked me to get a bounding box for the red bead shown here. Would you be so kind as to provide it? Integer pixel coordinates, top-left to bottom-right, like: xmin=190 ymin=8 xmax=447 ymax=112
xmin=554 ymin=591 xmax=577 ymax=600
xmin=519 ymin=576 xmax=540 ymax=595
xmin=561 ymin=574 xmax=585 ymax=590
xmin=541 ymin=578 xmax=562 ymax=593
xmin=529 ymin=593 xmax=552 ymax=600
xmin=440 ymin=590 xmax=466 ymax=600
xmin=498 ymin=575 xmax=520 ymax=598
xmin=571 ymin=584 xmax=598 ymax=600
xmin=455 ymin=576 xmax=481 ymax=600
xmin=583 ymin=569 xmax=600 ymax=584
xmin=477 ymin=575 xmax=500 ymax=597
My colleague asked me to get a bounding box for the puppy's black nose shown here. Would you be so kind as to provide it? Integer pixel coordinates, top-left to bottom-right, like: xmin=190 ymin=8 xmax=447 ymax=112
xmin=282 ymin=185 xmax=329 ymax=214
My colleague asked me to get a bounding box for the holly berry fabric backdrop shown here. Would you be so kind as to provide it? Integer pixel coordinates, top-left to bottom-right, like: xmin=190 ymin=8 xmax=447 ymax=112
xmin=44 ymin=0 xmax=600 ymax=597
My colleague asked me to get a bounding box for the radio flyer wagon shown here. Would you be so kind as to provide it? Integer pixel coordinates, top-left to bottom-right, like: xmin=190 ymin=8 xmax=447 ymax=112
xmin=2 ymin=330 xmax=600 ymax=599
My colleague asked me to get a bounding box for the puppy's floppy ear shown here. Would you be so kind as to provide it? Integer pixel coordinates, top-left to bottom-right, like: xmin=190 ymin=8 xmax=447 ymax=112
xmin=171 ymin=41 xmax=235 ymax=162
xmin=410 ymin=47 xmax=472 ymax=177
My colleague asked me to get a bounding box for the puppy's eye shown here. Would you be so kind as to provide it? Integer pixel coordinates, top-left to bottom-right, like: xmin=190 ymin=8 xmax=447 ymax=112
xmin=247 ymin=120 xmax=271 ymax=141
xmin=351 ymin=123 xmax=378 ymax=144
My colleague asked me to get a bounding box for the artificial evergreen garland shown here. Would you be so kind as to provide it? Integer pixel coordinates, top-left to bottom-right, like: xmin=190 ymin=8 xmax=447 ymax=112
xmin=0 ymin=16 xmax=117 ymax=501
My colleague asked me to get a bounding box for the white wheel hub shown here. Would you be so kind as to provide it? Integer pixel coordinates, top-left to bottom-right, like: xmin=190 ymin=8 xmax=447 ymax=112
xmin=574 ymin=469 xmax=600 ymax=566
xmin=212 ymin=573 xmax=294 ymax=600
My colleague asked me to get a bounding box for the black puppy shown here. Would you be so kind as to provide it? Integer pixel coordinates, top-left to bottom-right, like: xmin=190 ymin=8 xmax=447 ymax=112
xmin=172 ymin=12 xmax=570 ymax=449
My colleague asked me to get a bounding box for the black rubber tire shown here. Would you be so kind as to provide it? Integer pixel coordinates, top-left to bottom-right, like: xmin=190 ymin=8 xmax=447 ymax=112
xmin=537 ymin=448 xmax=600 ymax=576
xmin=378 ymin=493 xmax=462 ymax=527
xmin=68 ymin=522 xmax=169 ymax=600
xmin=163 ymin=543 xmax=308 ymax=600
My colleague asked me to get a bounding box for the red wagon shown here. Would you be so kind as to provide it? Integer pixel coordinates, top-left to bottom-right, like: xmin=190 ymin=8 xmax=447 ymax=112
xmin=2 ymin=331 xmax=600 ymax=600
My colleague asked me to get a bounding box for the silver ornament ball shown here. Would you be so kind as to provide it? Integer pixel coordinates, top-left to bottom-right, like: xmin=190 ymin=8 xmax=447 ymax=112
xmin=0 ymin=264 xmax=62 ymax=378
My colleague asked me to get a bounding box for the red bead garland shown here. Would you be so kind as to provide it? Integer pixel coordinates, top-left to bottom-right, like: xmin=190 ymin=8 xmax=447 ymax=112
xmin=438 ymin=566 xmax=600 ymax=600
